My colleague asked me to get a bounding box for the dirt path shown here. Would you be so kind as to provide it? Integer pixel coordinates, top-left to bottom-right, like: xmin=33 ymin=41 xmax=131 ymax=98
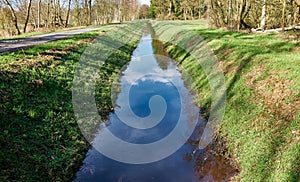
xmin=0 ymin=27 xmax=108 ymax=53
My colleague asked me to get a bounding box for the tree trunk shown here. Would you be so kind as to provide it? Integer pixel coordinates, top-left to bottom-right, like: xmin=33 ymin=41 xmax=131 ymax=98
xmin=118 ymin=0 xmax=122 ymax=22
xmin=38 ymin=0 xmax=41 ymax=28
xmin=84 ymin=0 xmax=92 ymax=25
xmin=190 ymin=6 xmax=194 ymax=19
xmin=260 ymin=0 xmax=266 ymax=29
xmin=23 ymin=0 xmax=33 ymax=33
xmin=31 ymin=8 xmax=37 ymax=29
xmin=168 ymin=0 xmax=172 ymax=16
xmin=56 ymin=0 xmax=63 ymax=26
xmin=227 ymin=0 xmax=232 ymax=28
xmin=237 ymin=0 xmax=245 ymax=30
xmin=3 ymin=0 xmax=21 ymax=35
xmin=88 ymin=0 xmax=92 ymax=25
xmin=52 ymin=0 xmax=57 ymax=26
xmin=282 ymin=0 xmax=286 ymax=32
xmin=65 ymin=0 xmax=72 ymax=27
xmin=292 ymin=1 xmax=300 ymax=29
xmin=46 ymin=0 xmax=50 ymax=28
xmin=205 ymin=0 xmax=215 ymax=26
xmin=172 ymin=0 xmax=178 ymax=17
xmin=74 ymin=0 xmax=80 ymax=26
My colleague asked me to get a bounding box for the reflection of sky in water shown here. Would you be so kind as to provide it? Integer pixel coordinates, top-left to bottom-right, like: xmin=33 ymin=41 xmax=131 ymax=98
xmin=111 ymin=79 xmax=181 ymax=144
xmin=75 ymin=32 xmax=200 ymax=182
xmin=122 ymin=34 xmax=182 ymax=86
xmin=112 ymin=34 xmax=187 ymax=144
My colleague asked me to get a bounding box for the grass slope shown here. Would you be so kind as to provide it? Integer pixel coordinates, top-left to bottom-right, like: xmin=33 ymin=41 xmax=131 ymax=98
xmin=0 ymin=22 xmax=145 ymax=181
xmin=152 ymin=20 xmax=299 ymax=181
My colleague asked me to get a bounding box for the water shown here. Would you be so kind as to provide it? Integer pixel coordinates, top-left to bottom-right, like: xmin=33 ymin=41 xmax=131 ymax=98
xmin=75 ymin=30 xmax=237 ymax=182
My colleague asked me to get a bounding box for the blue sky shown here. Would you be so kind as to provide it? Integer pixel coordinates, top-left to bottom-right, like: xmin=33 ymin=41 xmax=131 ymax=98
xmin=139 ymin=0 xmax=150 ymax=6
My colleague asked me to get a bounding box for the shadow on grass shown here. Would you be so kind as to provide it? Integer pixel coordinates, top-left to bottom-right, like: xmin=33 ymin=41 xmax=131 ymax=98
xmin=0 ymin=50 xmax=86 ymax=181
xmin=0 ymin=36 xmax=137 ymax=181
xmin=194 ymin=28 xmax=297 ymax=99
xmin=193 ymin=27 xmax=299 ymax=181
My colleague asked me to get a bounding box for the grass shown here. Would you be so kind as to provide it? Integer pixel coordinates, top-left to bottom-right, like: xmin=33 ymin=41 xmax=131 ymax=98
xmin=0 ymin=21 xmax=145 ymax=181
xmin=152 ymin=20 xmax=299 ymax=181
xmin=0 ymin=33 xmax=96 ymax=181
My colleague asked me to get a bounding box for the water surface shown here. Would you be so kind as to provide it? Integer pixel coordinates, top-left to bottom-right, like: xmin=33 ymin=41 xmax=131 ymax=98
xmin=75 ymin=30 xmax=237 ymax=182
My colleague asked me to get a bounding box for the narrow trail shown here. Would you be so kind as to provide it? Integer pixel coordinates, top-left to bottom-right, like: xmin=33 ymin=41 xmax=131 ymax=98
xmin=0 ymin=27 xmax=109 ymax=53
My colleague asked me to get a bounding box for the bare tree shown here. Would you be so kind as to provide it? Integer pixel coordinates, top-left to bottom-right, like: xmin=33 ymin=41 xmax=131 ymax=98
xmin=46 ymin=0 xmax=50 ymax=27
xmin=237 ymin=0 xmax=244 ymax=30
xmin=281 ymin=0 xmax=286 ymax=31
xmin=292 ymin=0 xmax=300 ymax=29
xmin=87 ymin=0 xmax=92 ymax=25
xmin=65 ymin=0 xmax=71 ymax=27
xmin=23 ymin=0 xmax=32 ymax=33
xmin=260 ymin=0 xmax=266 ymax=29
xmin=74 ymin=0 xmax=81 ymax=26
xmin=37 ymin=0 xmax=41 ymax=28
xmin=3 ymin=0 xmax=21 ymax=34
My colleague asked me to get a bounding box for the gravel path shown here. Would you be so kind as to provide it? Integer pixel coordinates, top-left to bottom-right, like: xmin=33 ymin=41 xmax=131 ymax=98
xmin=0 ymin=27 xmax=107 ymax=53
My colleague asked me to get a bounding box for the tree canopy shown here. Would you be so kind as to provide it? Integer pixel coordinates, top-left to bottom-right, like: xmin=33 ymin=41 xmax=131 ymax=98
xmin=0 ymin=0 xmax=140 ymax=36
xmin=149 ymin=0 xmax=300 ymax=30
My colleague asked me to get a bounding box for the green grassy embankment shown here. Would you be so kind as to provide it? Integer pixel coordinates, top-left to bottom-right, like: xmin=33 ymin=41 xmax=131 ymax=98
xmin=0 ymin=22 xmax=145 ymax=181
xmin=152 ymin=20 xmax=299 ymax=181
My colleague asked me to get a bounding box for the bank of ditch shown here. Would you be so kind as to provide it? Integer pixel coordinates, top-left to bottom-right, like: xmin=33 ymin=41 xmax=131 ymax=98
xmin=0 ymin=22 xmax=145 ymax=181
xmin=151 ymin=20 xmax=299 ymax=181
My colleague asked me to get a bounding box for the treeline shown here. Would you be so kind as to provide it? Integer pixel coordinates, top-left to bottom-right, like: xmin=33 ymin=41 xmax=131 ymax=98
xmin=2 ymin=0 xmax=299 ymax=36
xmin=150 ymin=0 xmax=300 ymax=30
xmin=0 ymin=0 xmax=139 ymax=36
